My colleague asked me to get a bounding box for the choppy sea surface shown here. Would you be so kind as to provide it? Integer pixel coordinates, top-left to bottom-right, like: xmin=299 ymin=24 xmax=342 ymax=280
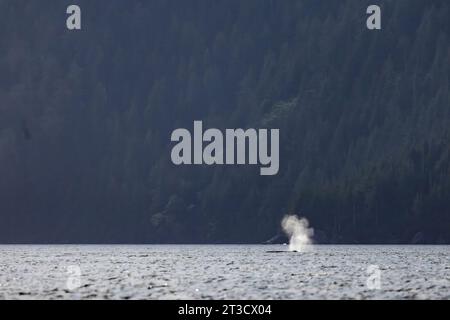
xmin=0 ymin=245 xmax=448 ymax=300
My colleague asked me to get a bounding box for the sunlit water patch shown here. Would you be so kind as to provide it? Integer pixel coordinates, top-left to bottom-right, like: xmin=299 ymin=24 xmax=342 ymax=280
xmin=0 ymin=245 xmax=448 ymax=299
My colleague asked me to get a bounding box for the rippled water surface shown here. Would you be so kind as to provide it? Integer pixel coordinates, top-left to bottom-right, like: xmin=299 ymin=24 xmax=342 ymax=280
xmin=0 ymin=245 xmax=449 ymax=299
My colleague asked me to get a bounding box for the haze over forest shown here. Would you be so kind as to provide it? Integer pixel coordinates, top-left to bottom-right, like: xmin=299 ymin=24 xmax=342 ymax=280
xmin=0 ymin=0 xmax=449 ymax=243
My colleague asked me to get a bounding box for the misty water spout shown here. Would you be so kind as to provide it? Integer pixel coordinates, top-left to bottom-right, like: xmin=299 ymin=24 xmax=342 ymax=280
xmin=281 ymin=215 xmax=314 ymax=252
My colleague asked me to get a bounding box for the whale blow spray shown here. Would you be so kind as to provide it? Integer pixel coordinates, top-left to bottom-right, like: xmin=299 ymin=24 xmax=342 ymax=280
xmin=281 ymin=215 xmax=314 ymax=252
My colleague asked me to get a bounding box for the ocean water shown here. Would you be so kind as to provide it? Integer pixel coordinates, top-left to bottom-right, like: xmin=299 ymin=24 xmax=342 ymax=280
xmin=0 ymin=245 xmax=448 ymax=300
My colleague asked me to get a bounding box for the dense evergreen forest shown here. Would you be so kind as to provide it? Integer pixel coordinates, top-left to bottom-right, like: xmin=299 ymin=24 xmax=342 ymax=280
xmin=0 ymin=0 xmax=449 ymax=243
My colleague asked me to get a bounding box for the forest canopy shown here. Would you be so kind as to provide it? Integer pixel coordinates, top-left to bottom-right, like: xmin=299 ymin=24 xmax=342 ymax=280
xmin=0 ymin=0 xmax=449 ymax=244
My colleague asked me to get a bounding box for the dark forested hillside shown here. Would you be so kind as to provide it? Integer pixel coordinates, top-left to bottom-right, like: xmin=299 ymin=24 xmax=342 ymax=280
xmin=0 ymin=0 xmax=449 ymax=243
